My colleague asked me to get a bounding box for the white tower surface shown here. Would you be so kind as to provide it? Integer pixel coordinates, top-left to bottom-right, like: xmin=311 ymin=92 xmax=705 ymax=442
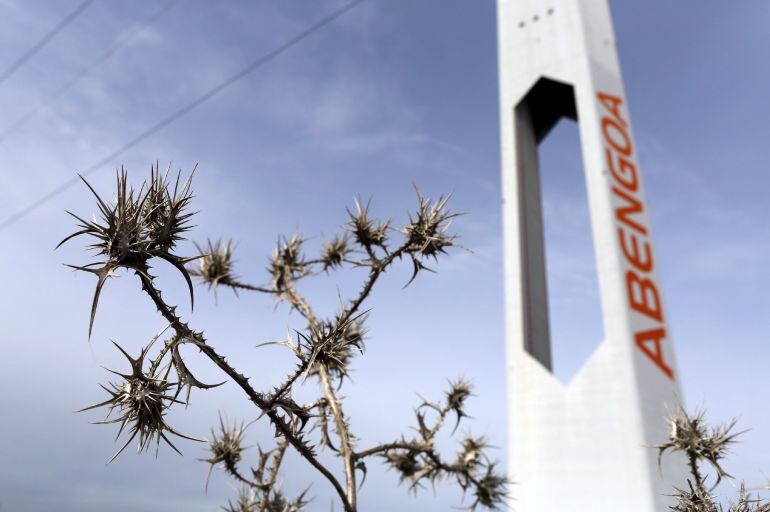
xmin=497 ymin=1 xmax=688 ymax=510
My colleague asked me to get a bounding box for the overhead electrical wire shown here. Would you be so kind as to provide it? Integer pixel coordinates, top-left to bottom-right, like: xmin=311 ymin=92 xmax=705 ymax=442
xmin=0 ymin=0 xmax=96 ymax=88
xmin=0 ymin=0 xmax=365 ymax=232
xmin=0 ymin=0 xmax=181 ymax=145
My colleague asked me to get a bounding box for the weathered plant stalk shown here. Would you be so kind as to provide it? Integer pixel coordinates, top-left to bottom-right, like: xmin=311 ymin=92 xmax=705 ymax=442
xmin=135 ymin=265 xmax=353 ymax=511
xmin=318 ymin=364 xmax=357 ymax=509
xmin=258 ymin=441 xmax=288 ymax=512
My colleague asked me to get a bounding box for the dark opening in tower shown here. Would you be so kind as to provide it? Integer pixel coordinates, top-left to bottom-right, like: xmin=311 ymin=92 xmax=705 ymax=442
xmin=514 ymin=77 xmax=604 ymax=382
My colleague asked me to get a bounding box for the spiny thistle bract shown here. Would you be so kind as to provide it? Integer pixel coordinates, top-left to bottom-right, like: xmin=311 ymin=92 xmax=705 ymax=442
xmin=469 ymin=464 xmax=509 ymax=511
xmin=190 ymin=238 xmax=236 ymax=298
xmin=400 ymin=187 xmax=460 ymax=286
xmin=223 ymin=486 xmax=309 ymax=512
xmin=445 ymin=377 xmax=473 ymax=432
xmin=656 ymin=406 xmax=744 ymax=486
xmin=346 ymin=197 xmax=389 ymax=250
xmin=655 ymin=406 xmax=770 ymax=512
xmin=79 ymin=338 xmax=202 ymax=462
xmin=223 ymin=487 xmax=260 ymax=512
xmin=58 ymin=164 xmax=198 ymax=336
xmin=384 ymin=448 xmax=421 ymax=481
xmin=321 ymin=234 xmax=351 ymax=271
xmin=269 ymin=235 xmax=308 ymax=292
xmin=302 ymin=314 xmax=366 ymax=381
xmin=143 ymin=163 xmax=197 ymax=251
xmin=261 ymin=488 xmax=310 ymax=512
xmin=455 ymin=436 xmax=488 ymax=471
xmin=669 ymin=482 xmax=770 ymax=512
xmin=202 ymin=413 xmax=251 ymax=491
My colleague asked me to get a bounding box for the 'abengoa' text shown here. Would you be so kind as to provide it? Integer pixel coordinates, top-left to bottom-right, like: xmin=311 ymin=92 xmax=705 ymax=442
xmin=598 ymin=92 xmax=674 ymax=380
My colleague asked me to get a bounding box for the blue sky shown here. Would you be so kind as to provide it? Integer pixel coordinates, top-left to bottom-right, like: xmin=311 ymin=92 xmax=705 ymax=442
xmin=0 ymin=1 xmax=768 ymax=510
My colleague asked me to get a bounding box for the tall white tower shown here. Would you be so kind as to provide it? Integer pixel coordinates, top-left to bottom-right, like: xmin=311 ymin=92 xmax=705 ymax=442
xmin=497 ymin=1 xmax=688 ymax=510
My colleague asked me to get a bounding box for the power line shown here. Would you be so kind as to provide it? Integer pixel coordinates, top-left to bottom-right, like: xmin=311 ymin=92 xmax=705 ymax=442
xmin=0 ymin=0 xmax=180 ymax=145
xmin=0 ymin=0 xmax=95 ymax=88
xmin=0 ymin=0 xmax=364 ymax=231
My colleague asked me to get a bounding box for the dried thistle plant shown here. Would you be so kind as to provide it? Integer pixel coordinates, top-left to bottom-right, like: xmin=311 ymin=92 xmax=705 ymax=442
xmin=370 ymin=379 xmax=509 ymax=510
xmin=656 ymin=406 xmax=768 ymax=511
xmin=61 ymin=165 xmax=508 ymax=512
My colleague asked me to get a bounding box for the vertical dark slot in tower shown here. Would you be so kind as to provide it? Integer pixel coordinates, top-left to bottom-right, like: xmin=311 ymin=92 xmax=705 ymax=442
xmin=514 ymin=77 xmax=604 ymax=380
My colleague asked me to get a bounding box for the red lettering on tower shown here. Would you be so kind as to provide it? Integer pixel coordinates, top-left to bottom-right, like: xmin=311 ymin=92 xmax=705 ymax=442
xmin=598 ymin=91 xmax=674 ymax=380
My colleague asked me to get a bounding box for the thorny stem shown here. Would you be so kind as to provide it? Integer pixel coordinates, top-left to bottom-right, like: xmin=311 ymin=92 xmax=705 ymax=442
xmin=426 ymin=403 xmax=448 ymax=441
xmin=338 ymin=246 xmax=406 ymax=327
xmin=134 ymin=265 xmax=353 ymax=512
xmin=284 ymin=285 xmax=318 ymax=327
xmin=353 ymin=441 xmax=423 ymax=460
xmin=244 ymin=242 xmax=412 ymax=510
xmin=355 ymin=439 xmax=490 ymax=492
xmin=220 ymin=277 xmax=276 ymax=294
xmin=148 ymin=335 xmax=177 ymax=375
xmin=258 ymin=441 xmax=288 ymax=512
xmin=281 ymin=280 xmax=358 ymax=509
xmin=319 ymin=364 xmax=357 ymax=510
xmin=225 ymin=459 xmax=260 ymax=489
xmin=689 ymin=451 xmax=705 ymax=493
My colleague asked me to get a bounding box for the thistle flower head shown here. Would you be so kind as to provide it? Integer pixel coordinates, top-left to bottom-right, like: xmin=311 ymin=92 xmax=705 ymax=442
xmin=191 ymin=239 xmax=236 ymax=295
xmin=399 ymin=187 xmax=460 ymax=286
xmin=730 ymin=484 xmax=770 ymax=512
xmin=263 ymin=489 xmax=310 ymax=512
xmin=269 ymin=235 xmax=307 ymax=292
xmin=656 ymin=406 xmax=744 ymax=486
xmin=456 ymin=436 xmax=488 ymax=471
xmin=670 ymin=482 xmax=770 ymax=512
xmin=321 ymin=234 xmax=351 ymax=271
xmin=79 ymin=338 xmax=202 ymax=462
xmin=59 ymin=165 xmax=198 ymax=336
xmin=384 ymin=448 xmax=421 ymax=480
xmin=402 ymin=187 xmax=458 ymax=259
xmin=468 ymin=464 xmax=509 ymax=511
xmin=347 ymin=197 xmax=389 ymax=250
xmin=303 ymin=314 xmax=366 ymax=380
xmin=223 ymin=487 xmax=259 ymax=512
xmin=202 ymin=413 xmax=250 ymax=491
xmin=446 ymin=378 xmax=473 ymax=432
xmin=142 ymin=163 xmax=196 ymax=251
xmin=669 ymin=480 xmax=719 ymax=512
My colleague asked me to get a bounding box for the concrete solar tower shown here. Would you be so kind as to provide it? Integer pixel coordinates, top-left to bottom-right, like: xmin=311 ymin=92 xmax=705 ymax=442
xmin=497 ymin=0 xmax=688 ymax=510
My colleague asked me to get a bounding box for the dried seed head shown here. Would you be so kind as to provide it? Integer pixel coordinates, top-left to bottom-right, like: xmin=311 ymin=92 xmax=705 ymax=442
xmin=402 ymin=187 xmax=458 ymax=259
xmin=446 ymin=378 xmax=473 ymax=432
xmin=399 ymin=187 xmax=460 ymax=286
xmin=202 ymin=413 xmax=250 ymax=490
xmin=223 ymin=487 xmax=259 ymax=512
xmin=469 ymin=464 xmax=509 ymax=511
xmin=346 ymin=197 xmax=389 ymax=250
xmin=142 ymin=163 xmax=196 ymax=251
xmin=263 ymin=489 xmax=310 ymax=512
xmin=79 ymin=339 xmax=202 ymax=462
xmin=191 ymin=239 xmax=236 ymax=295
xmin=321 ymin=234 xmax=351 ymax=271
xmin=729 ymin=484 xmax=770 ymax=512
xmin=269 ymin=235 xmax=307 ymax=292
xmin=303 ymin=314 xmax=366 ymax=380
xmin=456 ymin=436 xmax=487 ymax=471
xmin=656 ymin=406 xmax=744 ymax=486
xmin=669 ymin=480 xmax=719 ymax=512
xmin=59 ymin=165 xmax=198 ymax=336
xmin=384 ymin=448 xmax=421 ymax=480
